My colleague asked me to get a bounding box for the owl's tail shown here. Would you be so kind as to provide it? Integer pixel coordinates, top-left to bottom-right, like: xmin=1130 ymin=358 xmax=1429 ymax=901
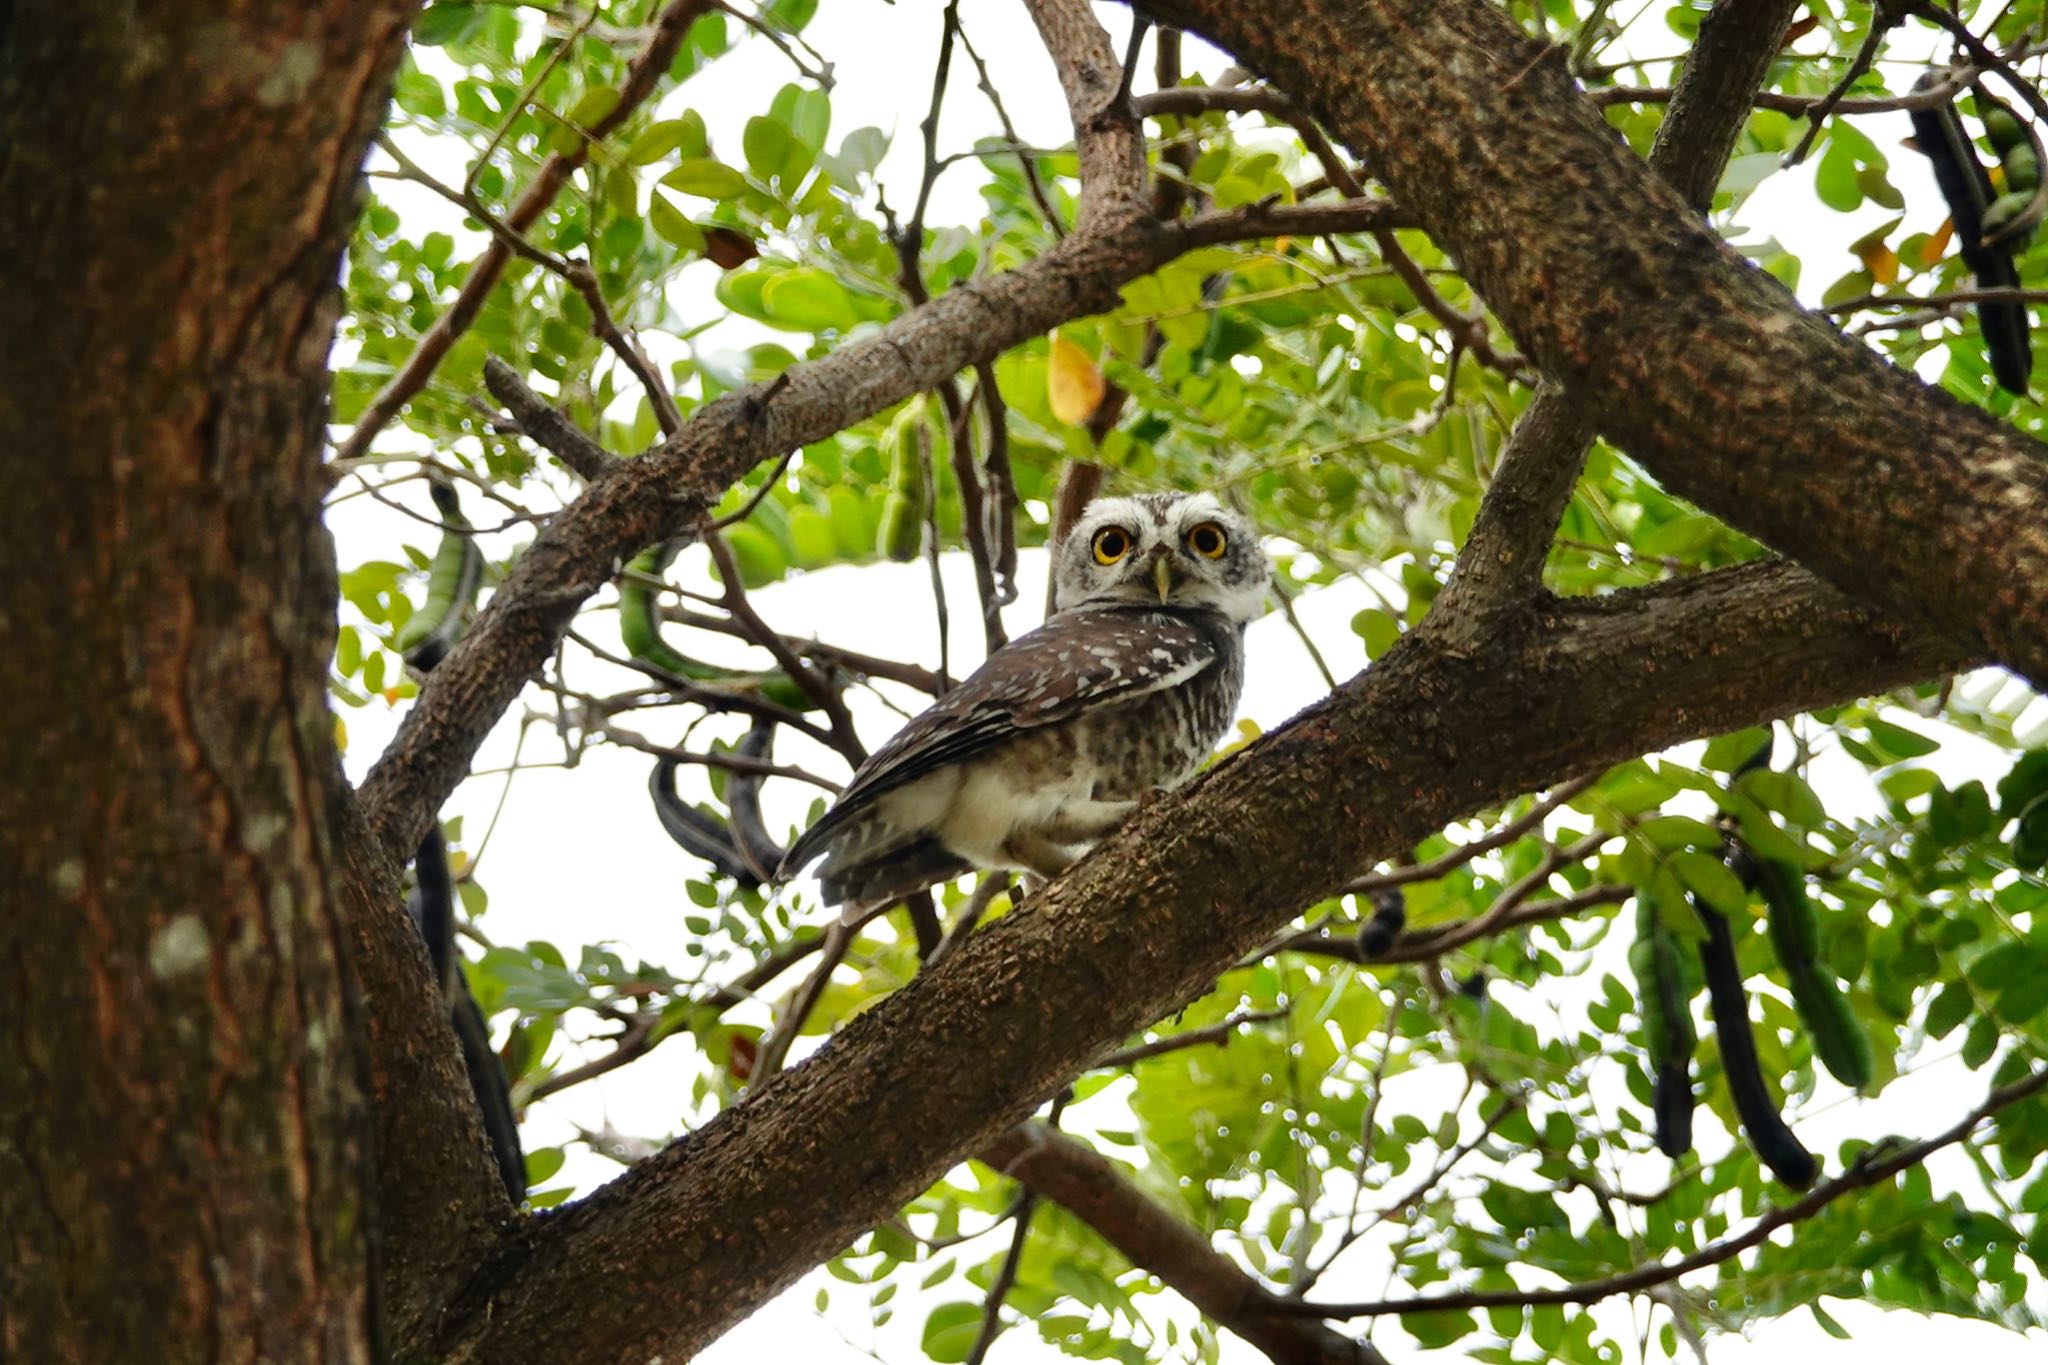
xmin=820 ymin=836 xmax=973 ymax=921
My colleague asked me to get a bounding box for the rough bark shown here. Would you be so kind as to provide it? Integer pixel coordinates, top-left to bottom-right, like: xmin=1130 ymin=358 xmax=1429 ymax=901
xmin=423 ymin=560 xmax=1963 ymax=1363
xmin=1140 ymin=0 xmax=2048 ymax=688
xmin=0 ymin=2 xmax=418 ymax=1360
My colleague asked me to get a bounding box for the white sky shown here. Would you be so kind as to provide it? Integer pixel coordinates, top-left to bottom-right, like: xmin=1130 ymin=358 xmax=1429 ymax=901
xmin=332 ymin=3 xmax=2048 ymax=1361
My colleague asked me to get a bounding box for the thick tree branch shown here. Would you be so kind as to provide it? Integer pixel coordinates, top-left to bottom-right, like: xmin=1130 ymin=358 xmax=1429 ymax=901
xmin=423 ymin=559 xmax=1965 ymax=1363
xmin=1436 ymin=0 xmax=1801 ymax=625
xmin=1139 ymin=0 xmax=2048 ymax=685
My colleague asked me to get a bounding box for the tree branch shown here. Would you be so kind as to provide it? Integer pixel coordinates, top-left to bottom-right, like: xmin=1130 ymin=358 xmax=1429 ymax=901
xmin=1289 ymin=1065 xmax=2048 ymax=1320
xmin=1432 ymin=0 xmax=1801 ymax=626
xmin=980 ymin=1124 xmax=1385 ymax=1365
xmin=1142 ymin=0 xmax=2048 ymax=686
xmin=422 ymin=558 xmax=1965 ymax=1362
xmin=480 ymin=356 xmax=618 ymax=481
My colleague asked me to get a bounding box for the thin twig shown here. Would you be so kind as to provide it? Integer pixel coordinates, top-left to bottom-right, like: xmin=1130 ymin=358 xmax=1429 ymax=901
xmin=964 ymin=1195 xmax=1038 ymax=1365
xmin=528 ymin=934 xmax=828 ymax=1100
xmin=1782 ymin=11 xmax=1902 ymax=169
xmin=1288 ymin=1066 xmax=2048 ymax=1320
xmin=752 ymin=921 xmax=853 ymax=1081
xmin=708 ymin=446 xmax=799 ymax=531
xmin=958 ymin=19 xmax=1063 ymax=234
xmin=1094 ymin=1007 xmax=1288 ymax=1068
xmin=704 ymin=533 xmax=865 ymax=760
xmin=917 ymin=422 xmax=953 ymax=693
xmin=1346 ymin=776 xmax=1594 ymax=895
xmin=564 ymin=259 xmax=682 ymax=436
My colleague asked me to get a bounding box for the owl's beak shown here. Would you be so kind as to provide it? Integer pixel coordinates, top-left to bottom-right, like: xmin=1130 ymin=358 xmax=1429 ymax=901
xmin=1152 ymin=554 xmax=1173 ymax=603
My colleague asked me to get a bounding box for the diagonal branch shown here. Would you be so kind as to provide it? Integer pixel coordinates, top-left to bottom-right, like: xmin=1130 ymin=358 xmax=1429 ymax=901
xmin=1141 ymin=0 xmax=2048 ymax=686
xmin=1433 ymin=0 xmax=1803 ymax=628
xmin=422 ymin=558 xmax=1966 ymax=1363
xmin=980 ymin=1124 xmax=1385 ymax=1365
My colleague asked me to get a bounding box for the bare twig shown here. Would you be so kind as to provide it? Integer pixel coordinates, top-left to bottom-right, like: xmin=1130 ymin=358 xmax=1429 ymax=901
xmin=707 ymin=447 xmax=800 ymax=531
xmin=479 ymin=356 xmax=618 ymax=480
xmin=1290 ymin=1066 xmax=2048 ymax=1319
xmin=1094 ymin=1007 xmax=1288 ymax=1068
xmin=704 ymin=533 xmax=865 ymax=760
xmin=963 ymin=1192 xmax=1037 ymax=1365
xmin=752 ymin=921 xmax=853 ymax=1082
xmin=957 ymin=19 xmax=1063 ymax=234
xmin=528 ymin=934 xmax=827 ymax=1100
xmin=1782 ymin=10 xmax=1902 ymax=169
xmin=564 ymin=259 xmax=682 ymax=436
xmin=1346 ymin=776 xmax=1594 ymax=895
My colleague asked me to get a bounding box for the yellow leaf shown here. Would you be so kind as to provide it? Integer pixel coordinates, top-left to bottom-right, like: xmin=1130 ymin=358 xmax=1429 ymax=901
xmin=1046 ymin=333 xmax=1106 ymax=425
xmin=1857 ymin=242 xmax=1899 ymax=285
xmin=1923 ymin=217 xmax=1955 ymax=265
xmin=333 ymin=715 xmax=348 ymax=755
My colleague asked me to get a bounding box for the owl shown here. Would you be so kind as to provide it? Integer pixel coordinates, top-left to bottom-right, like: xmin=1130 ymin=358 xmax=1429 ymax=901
xmin=778 ymin=492 xmax=1271 ymax=919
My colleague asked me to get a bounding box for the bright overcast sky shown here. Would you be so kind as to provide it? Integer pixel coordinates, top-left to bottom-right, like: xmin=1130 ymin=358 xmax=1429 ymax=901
xmin=334 ymin=2 xmax=2048 ymax=1360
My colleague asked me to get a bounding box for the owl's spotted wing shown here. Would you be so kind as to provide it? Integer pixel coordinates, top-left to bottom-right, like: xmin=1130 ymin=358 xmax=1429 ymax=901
xmin=778 ymin=606 xmax=1221 ymax=876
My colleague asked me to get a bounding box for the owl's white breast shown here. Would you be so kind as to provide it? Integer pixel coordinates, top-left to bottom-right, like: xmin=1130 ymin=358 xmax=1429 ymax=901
xmin=932 ymin=748 xmax=1100 ymax=870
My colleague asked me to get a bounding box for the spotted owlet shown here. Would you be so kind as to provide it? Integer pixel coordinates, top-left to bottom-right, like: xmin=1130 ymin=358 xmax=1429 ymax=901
xmin=778 ymin=492 xmax=1271 ymax=918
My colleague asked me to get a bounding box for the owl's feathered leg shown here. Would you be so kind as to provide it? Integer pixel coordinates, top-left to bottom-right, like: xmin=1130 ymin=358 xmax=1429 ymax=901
xmin=1040 ymin=798 xmax=1139 ymax=843
xmin=1000 ymin=829 xmax=1083 ymax=880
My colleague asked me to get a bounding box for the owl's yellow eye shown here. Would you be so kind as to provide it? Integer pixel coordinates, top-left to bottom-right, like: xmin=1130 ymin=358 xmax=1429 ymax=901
xmin=1186 ymin=521 xmax=1228 ymax=559
xmin=1091 ymin=526 xmax=1132 ymax=565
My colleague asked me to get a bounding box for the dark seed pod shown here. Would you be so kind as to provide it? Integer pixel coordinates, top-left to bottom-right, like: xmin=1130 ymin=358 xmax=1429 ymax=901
xmin=1693 ymin=896 xmax=1820 ymax=1188
xmin=1357 ymin=888 xmax=1406 ymax=957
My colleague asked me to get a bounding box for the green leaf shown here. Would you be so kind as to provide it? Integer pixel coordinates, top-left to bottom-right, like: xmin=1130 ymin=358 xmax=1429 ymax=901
xmin=758 ymin=268 xmax=859 ymax=331
xmin=414 ymin=3 xmax=481 ymax=46
xmin=920 ymin=1302 xmax=985 ymax=1364
xmin=648 ymin=191 xmax=705 ymax=252
xmin=1865 ymin=715 xmax=1940 ymax=760
xmin=547 ymin=86 xmax=620 ymax=155
xmin=744 ymin=115 xmax=793 ymax=183
xmin=661 ymin=158 xmax=750 ymax=199
xmin=1815 ymin=139 xmax=1864 ymax=213
xmin=1350 ymin=607 xmax=1400 ymax=657
xmin=1671 ymin=849 xmax=1749 ymax=918
xmin=625 ymin=111 xmax=709 ymax=165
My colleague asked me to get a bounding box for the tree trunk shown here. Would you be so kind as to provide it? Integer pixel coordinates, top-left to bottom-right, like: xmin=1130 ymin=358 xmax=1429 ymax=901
xmin=0 ymin=3 xmax=417 ymax=1359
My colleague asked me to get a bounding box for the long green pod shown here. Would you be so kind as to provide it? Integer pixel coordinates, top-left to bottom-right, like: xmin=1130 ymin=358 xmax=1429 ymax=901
xmin=1693 ymin=895 xmax=1819 ymax=1188
xmin=1752 ymin=855 xmax=1874 ymax=1092
xmin=398 ymin=479 xmax=484 ymax=671
xmin=1630 ymin=897 xmax=1696 ymax=1157
xmin=876 ymin=398 xmax=929 ymax=563
xmin=619 ymin=542 xmax=818 ymax=712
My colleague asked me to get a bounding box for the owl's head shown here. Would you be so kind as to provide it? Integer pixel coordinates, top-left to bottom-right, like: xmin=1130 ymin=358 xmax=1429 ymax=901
xmin=1052 ymin=493 xmax=1270 ymax=622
